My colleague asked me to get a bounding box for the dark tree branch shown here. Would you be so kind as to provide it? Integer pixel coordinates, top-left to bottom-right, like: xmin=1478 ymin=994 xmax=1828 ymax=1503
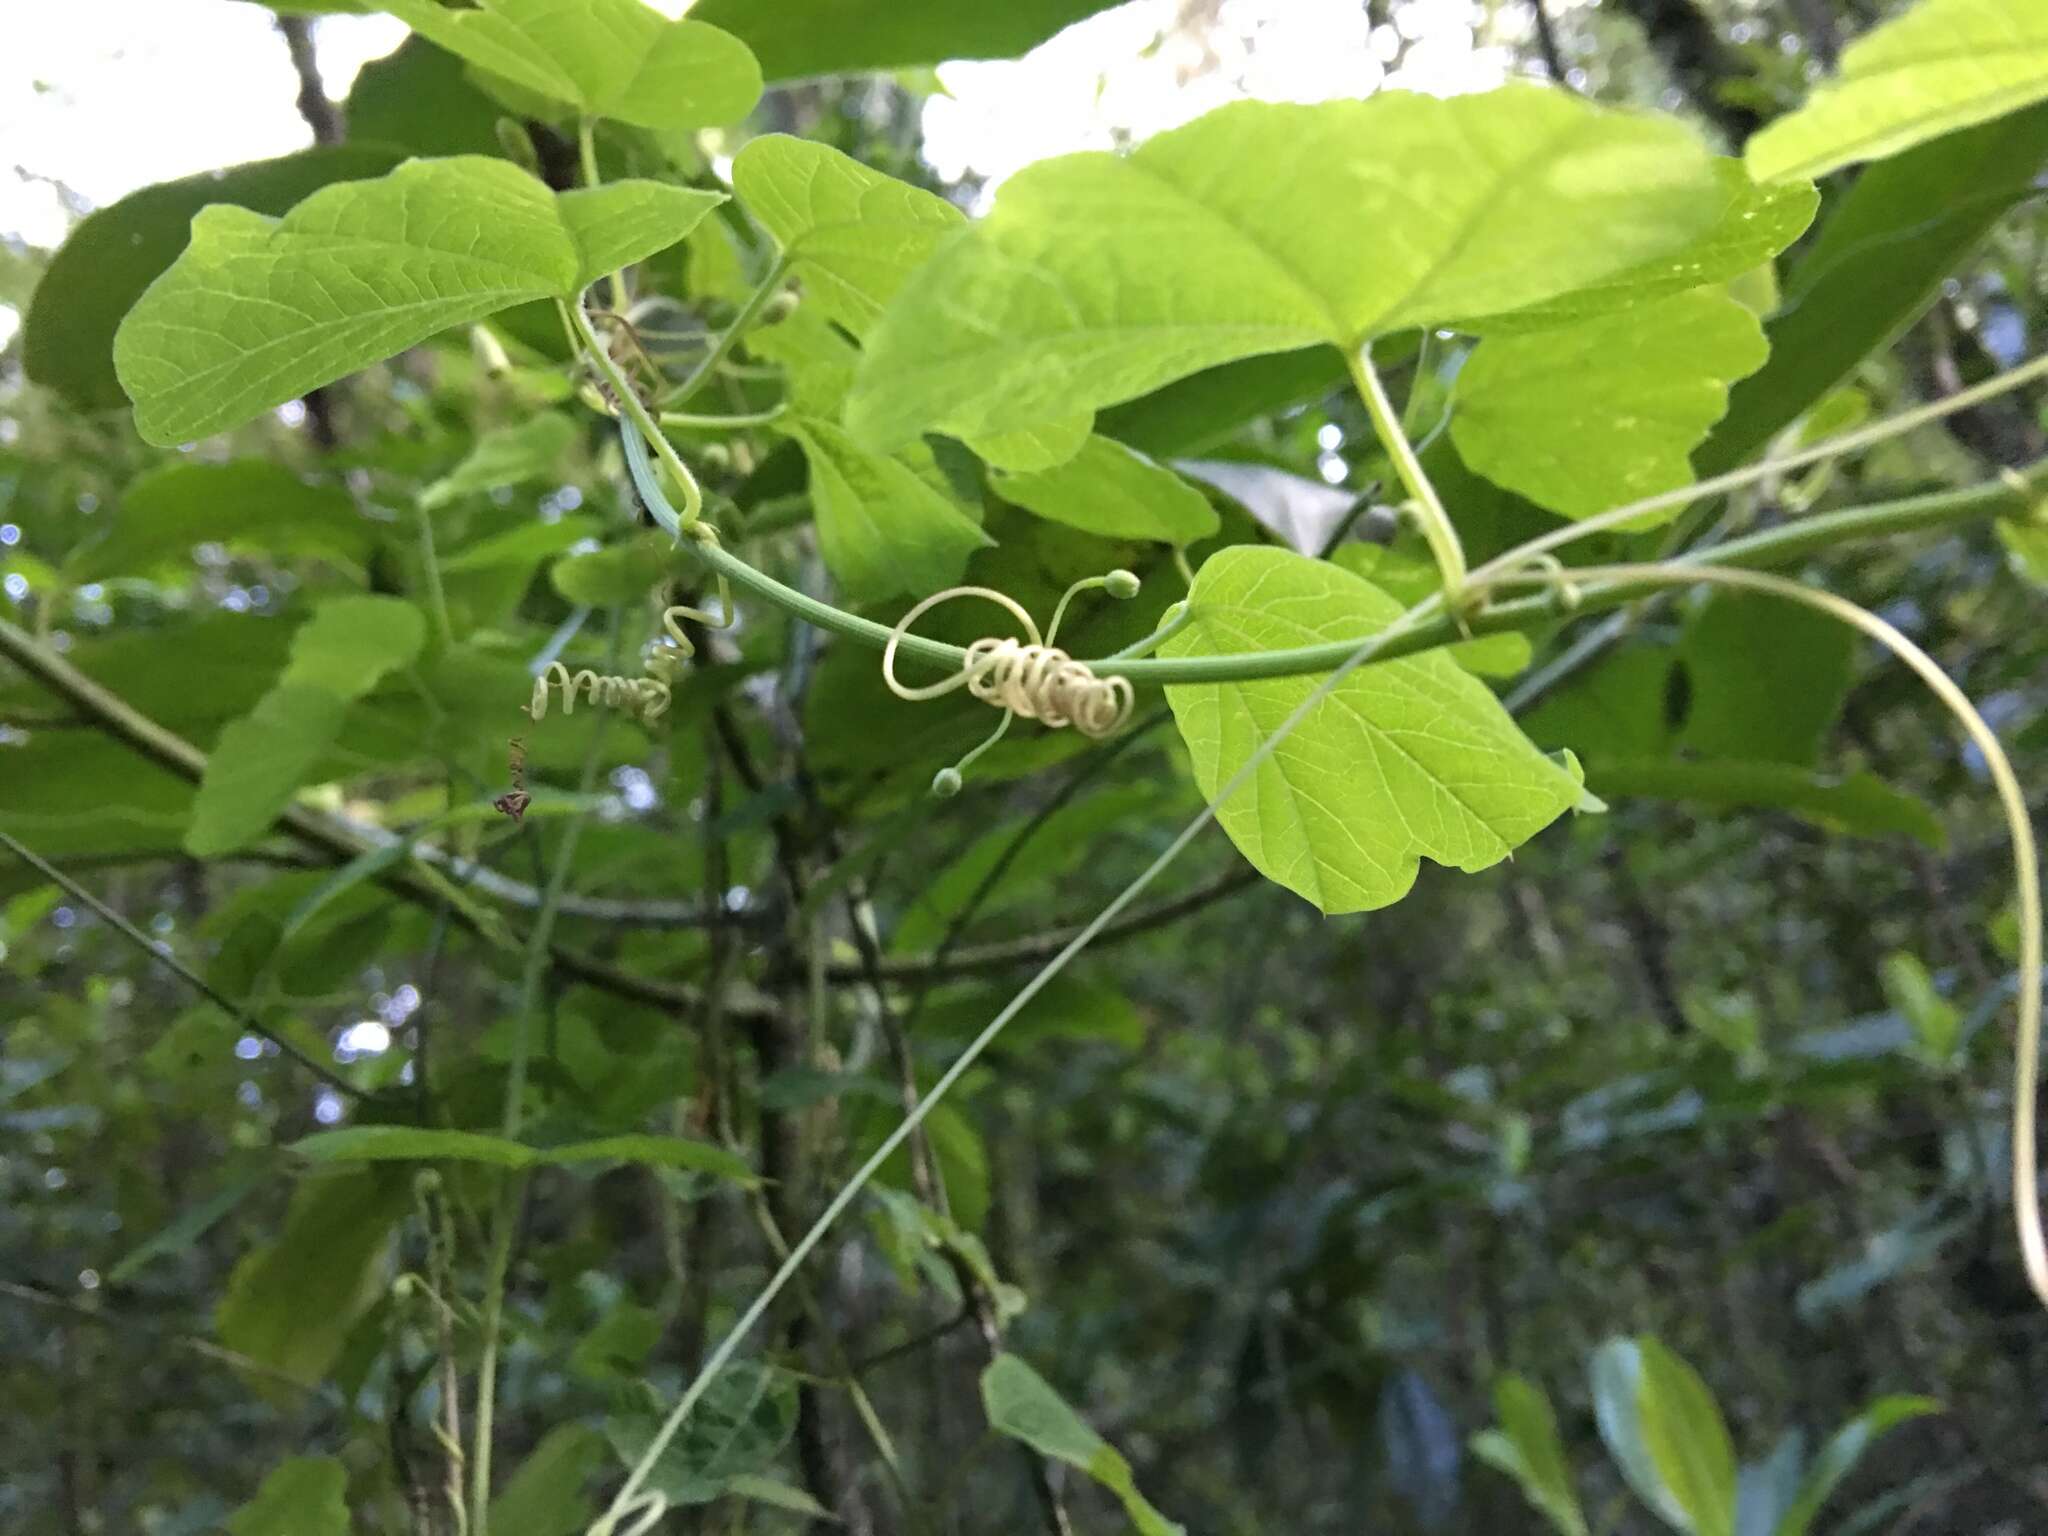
xmin=1529 ymin=0 xmax=1572 ymax=86
xmin=275 ymin=15 xmax=344 ymax=147
xmin=1610 ymin=0 xmax=1762 ymax=146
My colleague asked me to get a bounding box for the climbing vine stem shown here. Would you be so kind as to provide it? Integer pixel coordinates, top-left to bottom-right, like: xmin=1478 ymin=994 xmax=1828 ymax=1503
xmin=1347 ymin=339 xmax=1467 ymax=598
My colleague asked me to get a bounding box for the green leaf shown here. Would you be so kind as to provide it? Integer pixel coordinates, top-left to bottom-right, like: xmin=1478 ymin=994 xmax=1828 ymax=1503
xmin=226 ymin=1457 xmax=350 ymax=1536
xmin=1591 ymin=1339 xmax=1692 ymax=1533
xmin=686 ymin=0 xmax=1121 ymax=80
xmin=492 ymin=1426 xmax=609 ymax=1536
xmin=23 ymin=144 xmax=405 ymax=411
xmin=1998 ymin=510 xmax=2048 ymax=589
xmin=1580 ymin=761 xmax=1945 ymax=848
xmin=381 ymin=0 xmax=762 ymax=130
xmin=961 ymin=415 xmax=1094 ymax=473
xmin=553 ymin=533 xmax=673 ymax=606
xmin=570 ymin=1305 xmax=663 ymax=1384
xmin=732 ymin=135 xmax=961 ymax=337
xmin=1879 ymin=953 xmax=1961 ymax=1063
xmin=782 ymin=416 xmax=991 ymax=601
xmin=422 ymin=414 xmax=580 ymax=510
xmin=217 ymin=1169 xmax=408 ymax=1388
xmin=1449 ymin=291 xmax=1768 ymax=521
xmin=291 ymin=1125 xmax=758 ymax=1183
xmin=1637 ymin=1338 xmax=1738 ymax=1536
xmin=186 ymin=597 xmax=427 ymax=856
xmin=727 ymin=1475 xmax=837 ymax=1520
xmin=1330 ymin=543 xmax=1533 ymax=677
xmin=993 ymin=435 xmax=1220 ymax=545
xmin=1706 ymin=105 xmax=2048 ymax=473
xmin=105 ymin=1171 xmax=269 ymax=1287
xmin=1471 ymin=1375 xmax=1589 ymax=1536
xmin=1456 ymin=164 xmax=1818 ymax=333
xmin=981 ymin=1354 xmax=1183 ymax=1536
xmin=68 ymin=460 xmax=373 ymax=580
xmin=1747 ymin=0 xmax=2048 ymax=182
xmin=114 ymin=157 xmax=721 ymax=444
xmin=847 ymin=90 xmax=1724 ymax=450
xmin=439 ymin=515 xmax=605 ymax=574
xmin=1677 ymin=591 xmax=1852 ymax=767
xmin=346 ymin=35 xmax=508 ymax=157
xmin=1773 ymin=1396 xmax=1939 ymax=1536
xmin=1160 ymin=546 xmax=1585 ymax=914
xmin=607 ymin=1363 xmax=798 ymax=1506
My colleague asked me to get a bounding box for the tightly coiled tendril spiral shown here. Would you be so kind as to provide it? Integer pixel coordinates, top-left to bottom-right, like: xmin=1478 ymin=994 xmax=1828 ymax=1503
xmin=529 ymin=599 xmax=722 ymax=725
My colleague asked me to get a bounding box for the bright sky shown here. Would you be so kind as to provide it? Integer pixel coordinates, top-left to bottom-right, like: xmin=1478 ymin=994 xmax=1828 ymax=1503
xmin=0 ymin=0 xmax=1535 ymax=344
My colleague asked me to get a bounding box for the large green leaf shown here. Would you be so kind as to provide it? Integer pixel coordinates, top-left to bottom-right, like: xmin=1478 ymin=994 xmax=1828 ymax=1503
xmin=114 ymin=157 xmax=722 ymax=443
xmin=1747 ymin=0 xmax=2048 ymax=182
xmin=186 ymin=596 xmax=428 ymax=856
xmin=346 ymin=36 xmax=508 ymax=158
xmin=732 ymin=134 xmax=961 ymax=337
xmin=492 ymin=1426 xmax=609 ymax=1536
xmin=1677 ymin=591 xmax=1851 ymax=767
xmin=69 ymin=460 xmax=373 ymax=580
xmin=846 ymin=90 xmax=1724 ymax=449
xmin=1450 ymin=291 xmax=1768 ymax=521
xmin=1457 ymin=164 xmax=1817 ymax=333
xmin=982 ymin=1354 xmax=1183 ymax=1536
xmin=1471 ymin=1374 xmax=1589 ymax=1536
xmin=216 ymin=1168 xmax=408 ymax=1388
xmin=226 ymin=1457 xmax=350 ymax=1536
xmin=993 ymin=434 xmax=1220 ymax=545
xmin=782 ymin=416 xmax=991 ymax=601
xmin=686 ymin=0 xmax=1122 ymax=81
xmin=381 ymin=0 xmax=762 ymax=130
xmin=22 ymin=145 xmax=405 ymax=411
xmin=1161 ymin=546 xmax=1585 ymax=914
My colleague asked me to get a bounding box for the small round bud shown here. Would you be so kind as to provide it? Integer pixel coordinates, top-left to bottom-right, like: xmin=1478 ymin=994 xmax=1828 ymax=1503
xmin=762 ymin=290 xmax=799 ymax=323
xmin=1103 ymin=569 xmax=1141 ymax=600
xmin=413 ymin=1169 xmax=441 ymax=1196
xmin=391 ymin=1274 xmax=419 ymax=1301
xmin=930 ymin=767 xmax=964 ymax=798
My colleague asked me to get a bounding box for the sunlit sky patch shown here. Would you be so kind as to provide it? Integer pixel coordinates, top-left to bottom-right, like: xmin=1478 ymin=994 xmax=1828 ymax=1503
xmin=0 ymin=0 xmax=1562 ymax=254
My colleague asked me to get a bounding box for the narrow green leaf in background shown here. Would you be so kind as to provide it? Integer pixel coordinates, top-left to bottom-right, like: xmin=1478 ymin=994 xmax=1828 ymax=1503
xmin=1450 ymin=291 xmax=1768 ymax=521
xmin=1591 ymin=1338 xmax=1694 ymax=1533
xmin=291 ymin=1124 xmax=758 ymax=1183
xmin=1470 ymin=1374 xmax=1589 ymax=1536
xmin=114 ymin=157 xmax=721 ymax=443
xmin=981 ymin=1353 xmax=1184 ymax=1536
xmin=1161 ymin=546 xmax=1586 ymax=914
xmin=380 ymin=0 xmax=762 ymax=131
xmin=1774 ymin=1396 xmax=1939 ymax=1536
xmin=1878 ymin=953 xmax=1961 ymax=1064
xmin=1746 ymin=0 xmax=2048 ymax=182
xmin=69 ymin=460 xmax=372 ymax=580
xmin=421 ymin=414 xmax=579 ymax=510
xmin=1636 ymin=1336 xmax=1739 ymax=1536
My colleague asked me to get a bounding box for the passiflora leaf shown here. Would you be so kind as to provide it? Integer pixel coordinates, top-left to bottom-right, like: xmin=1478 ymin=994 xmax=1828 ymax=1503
xmin=226 ymin=1457 xmax=350 ymax=1536
xmin=113 ymin=158 xmax=722 ymax=444
xmin=380 ymin=0 xmax=762 ymax=131
xmin=345 ymin=35 xmax=507 ymax=157
xmin=733 ymin=134 xmax=961 ymax=337
xmin=982 ymin=1354 xmax=1183 ymax=1535
xmin=1161 ymin=546 xmax=1586 ymax=914
xmin=1746 ymin=0 xmax=2048 ymax=183
xmin=1450 ymin=290 xmax=1769 ymax=521
xmin=1677 ymin=591 xmax=1852 ymax=768
xmin=68 ymin=460 xmax=373 ymax=580
xmin=686 ymin=0 xmax=1123 ymax=80
xmin=606 ymin=1364 xmax=798 ymax=1506
xmin=846 ymin=90 xmax=1726 ymax=450
xmin=1579 ymin=761 xmax=1944 ymax=848
xmin=993 ymin=434 xmax=1219 ymax=545
xmin=23 ymin=144 xmax=406 ymax=411
xmin=421 ymin=414 xmax=580 ymax=510
xmin=1456 ymin=163 xmax=1818 ymax=333
xmin=1471 ymin=1375 xmax=1589 ymax=1536
xmin=782 ymin=417 xmax=991 ymax=602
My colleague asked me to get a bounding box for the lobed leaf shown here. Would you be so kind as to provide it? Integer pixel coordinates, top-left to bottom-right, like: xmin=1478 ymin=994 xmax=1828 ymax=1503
xmin=847 ymin=90 xmax=1727 ymax=450
xmin=993 ymin=435 xmax=1220 ymax=546
xmin=1161 ymin=546 xmax=1586 ymax=914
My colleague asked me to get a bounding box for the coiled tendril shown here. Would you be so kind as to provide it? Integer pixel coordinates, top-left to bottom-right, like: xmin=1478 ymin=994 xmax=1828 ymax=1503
xmin=883 ymin=575 xmax=1139 ymax=794
xmin=530 ymin=559 xmax=733 ymax=725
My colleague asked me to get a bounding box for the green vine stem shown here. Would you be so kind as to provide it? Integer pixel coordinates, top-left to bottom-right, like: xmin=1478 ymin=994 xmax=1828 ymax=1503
xmin=565 ymin=301 xmax=705 ymax=528
xmin=619 ymin=411 xmax=2046 ymax=685
xmin=1472 ymin=560 xmax=2046 ymax=1308
xmin=1346 ymin=340 xmax=1468 ymax=597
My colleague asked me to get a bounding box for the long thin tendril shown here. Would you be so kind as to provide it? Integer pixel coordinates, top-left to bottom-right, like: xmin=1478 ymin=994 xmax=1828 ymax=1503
xmin=1472 ymin=561 xmax=2046 ymax=1307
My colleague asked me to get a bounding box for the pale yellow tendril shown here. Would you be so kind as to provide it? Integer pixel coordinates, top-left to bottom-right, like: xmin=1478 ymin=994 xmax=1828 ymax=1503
xmin=882 ymin=584 xmax=1136 ymax=739
xmin=531 ymin=576 xmax=733 ymax=725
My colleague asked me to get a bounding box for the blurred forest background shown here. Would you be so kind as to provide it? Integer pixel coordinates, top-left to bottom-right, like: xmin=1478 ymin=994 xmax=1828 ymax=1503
xmin=3 ymin=1 xmax=2047 ymax=1533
